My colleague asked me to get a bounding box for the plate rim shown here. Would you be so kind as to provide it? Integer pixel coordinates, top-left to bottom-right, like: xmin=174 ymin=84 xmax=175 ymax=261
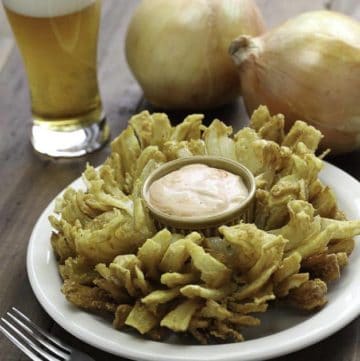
xmin=26 ymin=161 xmax=360 ymax=361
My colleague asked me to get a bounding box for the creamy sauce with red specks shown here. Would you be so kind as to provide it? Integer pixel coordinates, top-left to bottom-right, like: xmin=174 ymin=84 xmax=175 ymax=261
xmin=148 ymin=164 xmax=248 ymax=217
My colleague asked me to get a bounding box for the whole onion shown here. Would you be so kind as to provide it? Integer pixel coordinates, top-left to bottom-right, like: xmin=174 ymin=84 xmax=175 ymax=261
xmin=230 ymin=11 xmax=360 ymax=154
xmin=125 ymin=0 xmax=265 ymax=110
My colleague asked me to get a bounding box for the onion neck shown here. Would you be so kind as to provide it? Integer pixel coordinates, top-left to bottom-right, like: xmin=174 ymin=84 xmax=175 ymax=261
xmin=229 ymin=35 xmax=261 ymax=66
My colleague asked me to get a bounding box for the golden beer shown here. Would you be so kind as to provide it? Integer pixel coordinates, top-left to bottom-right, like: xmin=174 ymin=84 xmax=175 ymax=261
xmin=3 ymin=0 xmax=109 ymax=157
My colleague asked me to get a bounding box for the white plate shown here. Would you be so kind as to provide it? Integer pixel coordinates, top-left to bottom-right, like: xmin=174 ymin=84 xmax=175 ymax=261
xmin=27 ymin=161 xmax=360 ymax=361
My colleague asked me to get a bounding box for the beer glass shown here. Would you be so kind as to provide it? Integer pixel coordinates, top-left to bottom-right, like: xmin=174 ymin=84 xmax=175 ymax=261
xmin=3 ymin=0 xmax=109 ymax=157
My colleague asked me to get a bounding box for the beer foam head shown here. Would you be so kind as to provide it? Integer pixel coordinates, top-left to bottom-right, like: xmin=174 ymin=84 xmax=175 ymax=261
xmin=3 ymin=0 xmax=95 ymax=18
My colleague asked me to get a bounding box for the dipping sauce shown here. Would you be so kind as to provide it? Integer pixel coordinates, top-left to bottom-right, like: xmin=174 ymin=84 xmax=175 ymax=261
xmin=148 ymin=164 xmax=249 ymax=218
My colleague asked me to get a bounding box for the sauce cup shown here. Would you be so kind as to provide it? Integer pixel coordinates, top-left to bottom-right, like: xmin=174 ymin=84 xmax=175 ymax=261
xmin=142 ymin=156 xmax=256 ymax=236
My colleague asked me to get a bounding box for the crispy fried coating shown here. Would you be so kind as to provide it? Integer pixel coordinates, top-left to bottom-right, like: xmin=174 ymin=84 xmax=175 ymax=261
xmin=137 ymin=229 xmax=172 ymax=280
xmin=287 ymin=279 xmax=327 ymax=311
xmin=171 ymin=114 xmax=204 ymax=141
xmin=62 ymin=280 xmax=117 ymax=313
xmin=249 ymin=105 xmax=285 ymax=144
xmin=203 ymin=120 xmax=236 ymax=161
xmin=125 ymin=301 xmax=159 ymax=334
xmin=129 ymin=111 xmax=172 ymax=150
xmin=302 ymin=253 xmax=343 ymax=283
xmin=161 ymin=299 xmax=201 ymax=332
xmin=113 ymin=304 xmax=132 ymax=330
xmin=59 ymin=256 xmax=98 ymax=285
xmin=269 ymin=200 xmax=360 ymax=259
xmin=163 ymin=139 xmax=206 ymax=160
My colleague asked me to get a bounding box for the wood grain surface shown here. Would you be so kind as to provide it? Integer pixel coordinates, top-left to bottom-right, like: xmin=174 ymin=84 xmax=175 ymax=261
xmin=0 ymin=1 xmax=359 ymax=360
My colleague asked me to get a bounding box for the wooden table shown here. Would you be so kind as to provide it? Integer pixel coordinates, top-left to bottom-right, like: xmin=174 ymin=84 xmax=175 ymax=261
xmin=0 ymin=1 xmax=359 ymax=360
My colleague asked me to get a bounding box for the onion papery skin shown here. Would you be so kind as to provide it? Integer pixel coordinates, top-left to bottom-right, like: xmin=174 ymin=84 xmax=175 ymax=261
xmin=126 ymin=0 xmax=265 ymax=110
xmin=230 ymin=11 xmax=360 ymax=154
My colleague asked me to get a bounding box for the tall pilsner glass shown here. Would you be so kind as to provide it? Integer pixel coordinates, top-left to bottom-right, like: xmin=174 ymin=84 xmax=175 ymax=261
xmin=3 ymin=0 xmax=109 ymax=157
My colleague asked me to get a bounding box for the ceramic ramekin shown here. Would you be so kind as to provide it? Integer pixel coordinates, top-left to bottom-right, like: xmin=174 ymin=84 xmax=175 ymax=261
xmin=142 ymin=156 xmax=256 ymax=236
